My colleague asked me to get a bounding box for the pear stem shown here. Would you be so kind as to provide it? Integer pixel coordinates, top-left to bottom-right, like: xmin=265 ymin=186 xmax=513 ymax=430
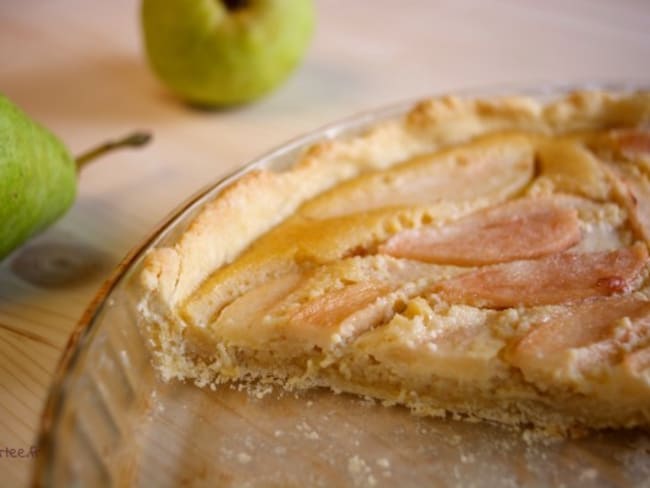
xmin=75 ymin=131 xmax=152 ymax=171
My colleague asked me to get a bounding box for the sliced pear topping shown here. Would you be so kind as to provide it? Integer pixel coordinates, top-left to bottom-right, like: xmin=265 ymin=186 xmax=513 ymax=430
xmin=542 ymin=195 xmax=628 ymax=253
xmin=505 ymin=296 xmax=650 ymax=395
xmin=612 ymin=129 xmax=650 ymax=158
xmin=278 ymin=280 xmax=438 ymax=353
xmin=183 ymin=206 xmax=484 ymax=327
xmin=536 ymin=138 xmax=610 ymax=200
xmin=211 ymin=271 xmax=304 ymax=338
xmin=299 ymin=133 xmax=535 ymax=219
xmin=276 ymin=258 xmax=464 ymax=350
xmin=605 ymin=162 xmax=650 ymax=246
xmin=183 ymin=134 xmax=535 ymax=327
xmin=209 ymin=256 xmax=464 ymax=351
xmin=379 ymin=198 xmax=581 ymax=266
xmin=432 ymin=243 xmax=648 ymax=309
xmin=286 ymin=282 xmax=391 ymax=337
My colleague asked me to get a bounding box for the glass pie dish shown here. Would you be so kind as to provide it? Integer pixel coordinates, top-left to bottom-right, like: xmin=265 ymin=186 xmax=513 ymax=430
xmin=33 ymin=82 xmax=650 ymax=487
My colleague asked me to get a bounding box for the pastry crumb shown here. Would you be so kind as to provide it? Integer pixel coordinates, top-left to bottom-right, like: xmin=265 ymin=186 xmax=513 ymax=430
xmin=348 ymin=455 xmax=376 ymax=487
xmin=296 ymin=421 xmax=320 ymax=440
xmin=579 ymin=468 xmax=598 ymax=481
xmin=236 ymin=452 xmax=251 ymax=464
xmin=376 ymin=457 xmax=390 ymax=468
xmin=460 ymin=452 xmax=476 ymax=464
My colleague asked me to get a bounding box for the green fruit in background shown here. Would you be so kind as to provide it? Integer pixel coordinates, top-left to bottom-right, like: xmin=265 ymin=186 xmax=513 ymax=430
xmin=0 ymin=94 xmax=75 ymax=260
xmin=141 ymin=0 xmax=315 ymax=107
xmin=0 ymin=93 xmax=151 ymax=261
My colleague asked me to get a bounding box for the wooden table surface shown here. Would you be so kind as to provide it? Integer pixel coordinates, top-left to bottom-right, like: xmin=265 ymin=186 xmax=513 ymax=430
xmin=1 ymin=0 xmax=649 ymax=485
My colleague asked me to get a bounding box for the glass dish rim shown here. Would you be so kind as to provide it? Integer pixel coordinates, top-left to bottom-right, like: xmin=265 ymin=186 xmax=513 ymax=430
xmin=31 ymin=79 xmax=650 ymax=486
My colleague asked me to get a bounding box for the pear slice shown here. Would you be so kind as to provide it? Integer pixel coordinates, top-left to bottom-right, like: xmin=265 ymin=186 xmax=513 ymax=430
xmin=299 ymin=132 xmax=535 ymax=220
xmin=612 ymin=129 xmax=650 ymax=158
xmin=536 ymin=138 xmax=611 ymax=200
xmin=605 ymin=162 xmax=650 ymax=246
xmin=432 ymin=243 xmax=648 ymax=309
xmin=379 ymin=197 xmax=581 ymax=265
xmin=505 ymin=296 xmax=650 ymax=400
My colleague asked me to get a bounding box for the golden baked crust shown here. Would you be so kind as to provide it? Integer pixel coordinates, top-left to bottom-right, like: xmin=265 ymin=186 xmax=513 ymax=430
xmin=137 ymin=90 xmax=650 ymax=435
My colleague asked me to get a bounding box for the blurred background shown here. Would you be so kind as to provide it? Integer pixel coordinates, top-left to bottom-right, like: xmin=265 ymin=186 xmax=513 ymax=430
xmin=0 ymin=0 xmax=649 ymax=485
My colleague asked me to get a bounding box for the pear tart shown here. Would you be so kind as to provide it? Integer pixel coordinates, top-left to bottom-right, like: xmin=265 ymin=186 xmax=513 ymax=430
xmin=138 ymin=91 xmax=650 ymax=434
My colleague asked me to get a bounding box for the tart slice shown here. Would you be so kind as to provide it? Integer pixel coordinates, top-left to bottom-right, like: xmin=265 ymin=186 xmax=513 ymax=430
xmin=138 ymin=91 xmax=650 ymax=434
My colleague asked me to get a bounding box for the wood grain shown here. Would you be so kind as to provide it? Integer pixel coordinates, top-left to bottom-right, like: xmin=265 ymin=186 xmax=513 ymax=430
xmin=1 ymin=0 xmax=649 ymax=485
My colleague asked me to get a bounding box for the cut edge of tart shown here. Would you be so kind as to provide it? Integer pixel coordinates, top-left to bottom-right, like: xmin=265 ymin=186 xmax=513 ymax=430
xmin=137 ymin=90 xmax=650 ymax=436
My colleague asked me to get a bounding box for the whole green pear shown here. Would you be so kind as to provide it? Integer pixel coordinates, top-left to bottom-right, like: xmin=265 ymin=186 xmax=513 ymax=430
xmin=141 ymin=0 xmax=315 ymax=106
xmin=0 ymin=94 xmax=76 ymax=260
xmin=0 ymin=94 xmax=151 ymax=261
